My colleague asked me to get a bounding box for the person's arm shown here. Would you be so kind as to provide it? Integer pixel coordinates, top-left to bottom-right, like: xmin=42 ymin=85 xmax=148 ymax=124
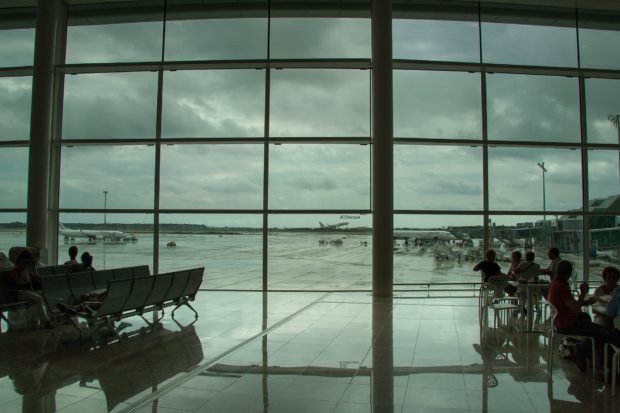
xmin=473 ymin=262 xmax=481 ymax=271
xmin=565 ymin=282 xmax=589 ymax=313
xmin=8 ymin=269 xmax=26 ymax=289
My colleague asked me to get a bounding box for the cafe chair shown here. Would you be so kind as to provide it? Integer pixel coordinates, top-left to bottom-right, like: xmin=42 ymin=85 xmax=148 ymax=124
xmin=547 ymin=303 xmax=596 ymax=379
xmin=604 ymin=342 xmax=619 ymax=396
xmin=480 ymin=275 xmax=520 ymax=330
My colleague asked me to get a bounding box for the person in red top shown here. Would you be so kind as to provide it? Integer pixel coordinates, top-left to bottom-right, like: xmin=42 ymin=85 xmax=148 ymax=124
xmin=547 ymin=260 xmax=610 ymax=371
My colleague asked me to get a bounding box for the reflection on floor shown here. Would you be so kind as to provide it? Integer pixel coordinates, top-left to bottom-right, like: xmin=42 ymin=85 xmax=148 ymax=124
xmin=0 ymin=292 xmax=617 ymax=413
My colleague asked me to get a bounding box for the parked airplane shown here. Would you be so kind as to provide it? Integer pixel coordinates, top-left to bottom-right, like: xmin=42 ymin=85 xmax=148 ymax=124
xmin=59 ymin=223 xmax=138 ymax=243
xmin=318 ymin=222 xmax=349 ymax=229
xmin=394 ymin=230 xmax=456 ymax=242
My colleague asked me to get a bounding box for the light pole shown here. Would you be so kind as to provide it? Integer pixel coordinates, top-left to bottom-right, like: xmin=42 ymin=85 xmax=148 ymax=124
xmin=609 ymin=114 xmax=620 ymax=187
xmin=103 ymin=190 xmax=108 ymax=230
xmin=537 ymin=162 xmax=547 ymax=221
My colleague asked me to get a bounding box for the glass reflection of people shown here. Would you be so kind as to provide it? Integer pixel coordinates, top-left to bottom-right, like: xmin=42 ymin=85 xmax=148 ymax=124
xmin=7 ymin=250 xmax=53 ymax=329
xmin=506 ymin=250 xmax=522 ymax=280
xmin=546 ymin=260 xmax=609 ymax=372
xmin=540 ymin=247 xmax=561 ymax=281
xmin=514 ymin=251 xmax=541 ymax=311
xmin=474 ymin=249 xmax=502 ymax=282
xmin=64 ymin=246 xmax=79 ymax=265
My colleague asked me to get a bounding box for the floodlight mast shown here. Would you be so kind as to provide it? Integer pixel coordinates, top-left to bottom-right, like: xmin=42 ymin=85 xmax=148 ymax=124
xmin=610 ymin=114 xmax=620 ymax=187
xmin=537 ymin=162 xmax=548 ymax=221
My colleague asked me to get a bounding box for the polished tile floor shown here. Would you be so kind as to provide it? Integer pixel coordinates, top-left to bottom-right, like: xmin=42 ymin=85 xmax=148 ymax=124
xmin=0 ymin=291 xmax=618 ymax=413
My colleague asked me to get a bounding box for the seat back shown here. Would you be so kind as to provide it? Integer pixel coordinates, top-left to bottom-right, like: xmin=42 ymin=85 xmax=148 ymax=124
xmin=486 ymin=274 xmax=509 ymax=300
xmin=114 ymin=268 xmax=133 ymax=280
xmin=93 ymin=269 xmax=115 ymax=290
xmin=180 ymin=267 xmax=204 ymax=300
xmin=40 ymin=274 xmax=74 ymax=310
xmin=67 ymin=271 xmax=95 ymax=302
xmin=122 ymin=276 xmax=154 ymax=311
xmin=132 ymin=265 xmax=150 ymax=278
xmin=0 ymin=271 xmax=15 ymax=304
xmin=53 ymin=265 xmax=77 ymax=275
xmin=96 ymin=279 xmax=133 ymax=317
xmin=164 ymin=270 xmax=189 ymax=302
xmin=37 ymin=267 xmax=55 ymax=277
xmin=143 ymin=273 xmax=173 ymax=308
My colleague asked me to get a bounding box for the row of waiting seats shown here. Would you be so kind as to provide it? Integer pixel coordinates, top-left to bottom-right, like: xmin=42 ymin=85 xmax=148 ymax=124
xmin=41 ymin=267 xmax=204 ymax=336
xmin=0 ymin=265 xmax=150 ymax=331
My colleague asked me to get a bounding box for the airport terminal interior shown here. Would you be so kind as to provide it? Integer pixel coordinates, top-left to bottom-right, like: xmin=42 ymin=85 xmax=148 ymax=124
xmin=2 ymin=0 xmax=620 ymax=412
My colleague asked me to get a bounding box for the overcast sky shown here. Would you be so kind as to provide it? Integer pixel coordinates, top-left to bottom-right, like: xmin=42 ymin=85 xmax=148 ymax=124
xmin=1 ymin=13 xmax=620 ymax=229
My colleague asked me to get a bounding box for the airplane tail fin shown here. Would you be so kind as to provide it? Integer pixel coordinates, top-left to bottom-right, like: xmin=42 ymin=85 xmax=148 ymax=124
xmin=319 ymin=222 xmax=325 ymax=228
xmin=59 ymin=223 xmax=67 ymax=230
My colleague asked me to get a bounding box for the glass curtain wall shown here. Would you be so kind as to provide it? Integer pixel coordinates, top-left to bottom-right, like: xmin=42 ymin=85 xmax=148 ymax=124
xmin=0 ymin=7 xmax=35 ymax=257
xmin=52 ymin=0 xmax=620 ymax=288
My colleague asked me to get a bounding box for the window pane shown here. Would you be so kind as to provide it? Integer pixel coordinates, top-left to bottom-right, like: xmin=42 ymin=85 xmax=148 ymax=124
xmin=66 ymin=2 xmax=164 ymax=64
xmin=0 ymin=147 xmax=28 ymax=208
xmin=481 ymin=5 xmax=577 ymax=67
xmin=489 ymin=214 xmax=582 ymax=278
xmin=394 ymin=70 xmax=481 ymax=139
xmin=60 ymin=145 xmax=155 ymax=209
xmin=394 ymin=214 xmax=482 ymax=285
xmin=162 ymin=70 xmax=265 ymax=138
xmin=160 ymin=144 xmax=263 ymax=209
xmin=159 ymin=214 xmax=262 ymax=289
xmin=579 ymin=10 xmax=620 ymax=70
xmin=268 ymin=214 xmax=371 ymax=290
xmin=0 ymin=28 xmax=35 ymax=67
xmin=270 ymin=18 xmax=370 ymax=59
xmin=588 ymin=150 xmax=620 ymax=212
xmin=393 ymin=0 xmax=479 ymax=62
xmin=0 ymin=214 xmax=26 ymax=256
xmin=0 ymin=76 xmax=32 ymax=141
xmin=395 ymin=145 xmax=482 ymax=210
xmin=270 ymin=69 xmax=370 ymax=138
xmin=585 ymin=78 xmax=620 ymax=144
xmin=589 ymin=216 xmax=620 ymax=278
xmin=165 ymin=6 xmax=267 ymax=61
xmin=488 ymin=147 xmax=582 ymax=211
xmin=62 ymin=72 xmax=158 ymax=140
xmin=486 ymin=74 xmax=580 ymax=142
xmin=58 ymin=213 xmax=153 ymax=270
xmin=269 ymin=144 xmax=370 ymax=210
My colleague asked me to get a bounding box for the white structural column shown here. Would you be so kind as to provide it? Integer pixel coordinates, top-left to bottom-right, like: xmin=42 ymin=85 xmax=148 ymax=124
xmin=372 ymin=0 xmax=393 ymax=297
xmin=27 ymin=0 xmax=63 ymax=250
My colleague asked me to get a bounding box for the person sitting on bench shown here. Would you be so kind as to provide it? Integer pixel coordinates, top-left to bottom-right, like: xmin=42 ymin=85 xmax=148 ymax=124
xmin=7 ymin=250 xmax=53 ymax=329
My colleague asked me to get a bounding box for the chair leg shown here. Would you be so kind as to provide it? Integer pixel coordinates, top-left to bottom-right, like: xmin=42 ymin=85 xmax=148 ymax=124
xmin=605 ymin=344 xmax=610 ymax=384
xmin=613 ymin=351 xmax=618 ymax=397
xmin=591 ymin=339 xmax=596 ymax=379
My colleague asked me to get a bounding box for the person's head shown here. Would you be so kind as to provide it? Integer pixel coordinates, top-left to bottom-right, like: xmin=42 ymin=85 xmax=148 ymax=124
xmin=511 ymin=250 xmax=522 ymax=263
xmin=81 ymin=252 xmax=93 ymax=267
xmin=601 ymin=266 xmax=620 ymax=286
xmin=555 ymin=260 xmax=573 ymax=282
xmin=485 ymin=249 xmax=496 ymax=261
xmin=15 ymin=249 xmax=35 ymax=269
xmin=525 ymin=251 xmax=535 ymax=262
xmin=68 ymin=246 xmax=78 ymax=260
xmin=548 ymin=247 xmax=560 ymax=260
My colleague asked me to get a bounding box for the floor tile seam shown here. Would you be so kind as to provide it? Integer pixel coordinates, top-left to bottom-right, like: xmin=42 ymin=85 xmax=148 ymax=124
xmin=117 ymin=292 xmax=330 ymax=413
